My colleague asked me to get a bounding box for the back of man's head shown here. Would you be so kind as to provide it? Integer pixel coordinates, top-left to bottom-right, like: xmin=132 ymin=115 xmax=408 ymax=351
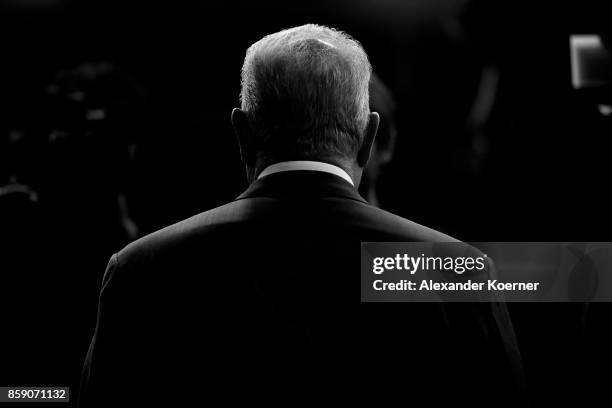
xmin=237 ymin=24 xmax=376 ymax=177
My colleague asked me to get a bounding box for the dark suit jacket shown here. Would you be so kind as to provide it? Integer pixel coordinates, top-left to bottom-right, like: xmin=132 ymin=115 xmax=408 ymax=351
xmin=80 ymin=171 xmax=524 ymax=407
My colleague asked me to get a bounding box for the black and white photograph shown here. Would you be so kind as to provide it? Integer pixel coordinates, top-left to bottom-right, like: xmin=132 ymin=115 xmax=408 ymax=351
xmin=1 ymin=0 xmax=612 ymax=406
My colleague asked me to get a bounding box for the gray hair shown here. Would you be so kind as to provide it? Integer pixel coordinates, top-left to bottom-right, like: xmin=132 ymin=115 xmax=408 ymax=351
xmin=240 ymin=24 xmax=372 ymax=161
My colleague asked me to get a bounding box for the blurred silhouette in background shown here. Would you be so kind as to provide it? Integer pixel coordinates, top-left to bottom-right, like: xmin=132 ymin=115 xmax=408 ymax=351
xmin=43 ymin=61 xmax=144 ymax=247
xmin=358 ymin=73 xmax=397 ymax=207
xmin=1 ymin=60 xmax=148 ymax=393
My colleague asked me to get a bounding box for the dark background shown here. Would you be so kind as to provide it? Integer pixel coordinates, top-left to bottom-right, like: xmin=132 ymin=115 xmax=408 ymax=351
xmin=1 ymin=0 xmax=611 ymax=406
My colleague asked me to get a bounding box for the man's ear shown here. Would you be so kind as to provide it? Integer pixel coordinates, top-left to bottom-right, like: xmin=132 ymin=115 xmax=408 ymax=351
xmin=357 ymin=112 xmax=380 ymax=168
xmin=231 ymin=108 xmax=255 ymax=164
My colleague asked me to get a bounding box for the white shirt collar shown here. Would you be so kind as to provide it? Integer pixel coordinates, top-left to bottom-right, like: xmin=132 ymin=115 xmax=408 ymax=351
xmin=257 ymin=160 xmax=354 ymax=186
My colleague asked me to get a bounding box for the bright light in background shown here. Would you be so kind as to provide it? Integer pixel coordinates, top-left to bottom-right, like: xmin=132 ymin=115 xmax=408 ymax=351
xmin=570 ymin=35 xmax=612 ymax=89
xmin=570 ymin=35 xmax=600 ymax=89
xmin=597 ymin=104 xmax=612 ymax=116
